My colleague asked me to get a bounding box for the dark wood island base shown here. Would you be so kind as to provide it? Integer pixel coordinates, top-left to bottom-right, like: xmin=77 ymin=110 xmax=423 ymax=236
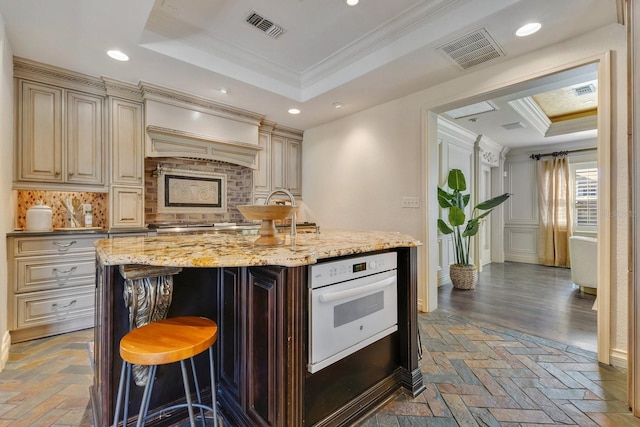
xmin=91 ymin=232 xmax=424 ymax=427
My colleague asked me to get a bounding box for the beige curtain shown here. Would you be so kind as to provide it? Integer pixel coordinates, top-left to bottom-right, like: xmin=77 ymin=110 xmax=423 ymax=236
xmin=537 ymin=157 xmax=573 ymax=267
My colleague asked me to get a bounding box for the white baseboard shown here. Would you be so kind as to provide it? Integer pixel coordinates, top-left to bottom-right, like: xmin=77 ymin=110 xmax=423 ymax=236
xmin=504 ymin=254 xmax=539 ymax=264
xmin=610 ymin=348 xmax=627 ymax=369
xmin=0 ymin=331 xmax=10 ymax=372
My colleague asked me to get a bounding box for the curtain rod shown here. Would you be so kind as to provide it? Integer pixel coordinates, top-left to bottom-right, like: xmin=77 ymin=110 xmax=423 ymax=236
xmin=529 ymin=147 xmax=597 ymax=160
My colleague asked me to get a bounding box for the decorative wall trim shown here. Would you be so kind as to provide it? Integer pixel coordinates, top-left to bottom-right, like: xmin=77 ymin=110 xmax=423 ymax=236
xmin=102 ymin=77 xmax=143 ymax=102
xmin=504 ymin=227 xmax=538 ymax=264
xmin=139 ymin=82 xmax=265 ymax=126
xmin=14 ymin=57 xmax=106 ymax=96
xmin=546 ymin=115 xmax=598 ymax=137
xmin=146 ymin=126 xmax=262 ymax=169
xmin=156 ymin=165 xmax=227 ymax=214
xmin=479 ymin=147 xmax=499 ymax=167
xmin=476 ymin=135 xmax=502 ymax=167
xmin=508 ymin=97 xmax=550 ymax=136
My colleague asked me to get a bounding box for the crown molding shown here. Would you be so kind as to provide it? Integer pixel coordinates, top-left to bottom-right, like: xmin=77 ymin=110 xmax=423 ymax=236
xmin=139 ymin=81 xmax=264 ymax=127
xmin=508 ymin=97 xmax=551 ymax=136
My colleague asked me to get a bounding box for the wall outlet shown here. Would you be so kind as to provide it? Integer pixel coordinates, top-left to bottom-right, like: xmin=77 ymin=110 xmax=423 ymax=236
xmin=401 ymin=197 xmax=420 ymax=208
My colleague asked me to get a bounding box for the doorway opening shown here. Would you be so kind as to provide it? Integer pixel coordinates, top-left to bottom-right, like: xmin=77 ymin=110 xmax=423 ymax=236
xmin=421 ymin=53 xmax=612 ymax=366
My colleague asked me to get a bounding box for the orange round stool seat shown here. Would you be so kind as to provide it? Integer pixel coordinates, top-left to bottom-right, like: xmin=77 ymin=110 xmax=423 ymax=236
xmin=113 ymin=316 xmax=219 ymax=427
xmin=120 ymin=316 xmax=218 ymax=366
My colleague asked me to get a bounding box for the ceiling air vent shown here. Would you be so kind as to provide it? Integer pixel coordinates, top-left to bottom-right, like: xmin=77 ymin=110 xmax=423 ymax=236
xmin=573 ymin=84 xmax=596 ymax=96
xmin=245 ymin=10 xmax=286 ymax=39
xmin=437 ymin=28 xmax=506 ymax=70
xmin=501 ymin=121 xmax=526 ymax=130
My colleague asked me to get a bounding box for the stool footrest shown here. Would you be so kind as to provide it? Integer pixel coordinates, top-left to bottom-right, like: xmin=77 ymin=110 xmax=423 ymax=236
xmin=145 ymin=402 xmax=217 ymax=423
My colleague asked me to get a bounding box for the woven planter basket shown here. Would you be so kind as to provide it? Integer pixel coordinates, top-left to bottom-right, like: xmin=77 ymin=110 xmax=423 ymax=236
xmin=450 ymin=264 xmax=478 ymax=290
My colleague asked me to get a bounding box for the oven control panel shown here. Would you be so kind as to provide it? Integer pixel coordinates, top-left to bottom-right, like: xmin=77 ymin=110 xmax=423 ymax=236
xmin=309 ymin=252 xmax=397 ymax=289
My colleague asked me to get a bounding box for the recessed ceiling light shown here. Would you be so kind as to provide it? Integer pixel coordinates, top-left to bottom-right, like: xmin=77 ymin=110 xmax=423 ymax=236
xmin=288 ymin=108 xmax=301 ymax=115
xmin=346 ymin=0 xmax=359 ymax=5
xmin=107 ymin=50 xmax=129 ymax=61
xmin=332 ymin=102 xmax=343 ymax=109
xmin=515 ymin=22 xmax=542 ymax=37
xmin=218 ymin=87 xmax=229 ymax=94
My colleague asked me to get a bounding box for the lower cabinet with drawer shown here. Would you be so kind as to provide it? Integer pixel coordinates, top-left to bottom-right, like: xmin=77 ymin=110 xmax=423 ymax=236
xmin=7 ymin=233 xmax=107 ymax=342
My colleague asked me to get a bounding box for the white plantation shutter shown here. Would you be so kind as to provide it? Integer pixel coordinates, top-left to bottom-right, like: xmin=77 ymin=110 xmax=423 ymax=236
xmin=574 ymin=167 xmax=598 ymax=226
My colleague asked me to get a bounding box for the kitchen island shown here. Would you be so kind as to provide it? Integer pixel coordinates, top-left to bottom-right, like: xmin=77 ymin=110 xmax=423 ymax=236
xmin=91 ymin=229 xmax=424 ymax=427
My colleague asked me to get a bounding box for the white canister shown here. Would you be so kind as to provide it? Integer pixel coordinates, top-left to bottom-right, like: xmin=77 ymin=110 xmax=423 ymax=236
xmin=26 ymin=200 xmax=53 ymax=231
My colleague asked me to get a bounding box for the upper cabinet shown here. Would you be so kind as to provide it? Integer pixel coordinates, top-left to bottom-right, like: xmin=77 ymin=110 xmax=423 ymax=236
xmin=285 ymin=137 xmax=302 ymax=195
xmin=110 ymin=98 xmax=143 ymax=186
xmin=255 ymin=125 xmax=302 ymax=199
xmin=254 ymin=132 xmax=271 ymax=194
xmin=16 ymin=80 xmax=105 ymax=190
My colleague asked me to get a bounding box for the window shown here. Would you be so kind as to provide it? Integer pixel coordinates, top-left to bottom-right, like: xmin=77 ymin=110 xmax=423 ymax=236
xmin=572 ymin=162 xmax=598 ymax=230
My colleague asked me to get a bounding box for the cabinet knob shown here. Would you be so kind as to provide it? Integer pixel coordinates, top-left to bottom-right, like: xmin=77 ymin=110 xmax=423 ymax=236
xmin=55 ymin=171 xmax=61 ymax=176
xmin=68 ymin=172 xmax=74 ymax=177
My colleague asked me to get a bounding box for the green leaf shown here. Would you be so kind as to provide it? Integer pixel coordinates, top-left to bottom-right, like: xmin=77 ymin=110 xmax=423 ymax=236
xmin=437 ymin=187 xmax=453 ymax=208
xmin=475 ymin=193 xmax=511 ymax=210
xmin=447 ymin=169 xmax=466 ymax=191
xmin=462 ymin=219 xmax=480 ymax=237
xmin=437 ymin=219 xmax=453 ymax=234
xmin=462 ymin=194 xmax=470 ymax=208
xmin=475 ymin=209 xmax=493 ymax=220
xmin=448 ymin=206 xmax=466 ymax=227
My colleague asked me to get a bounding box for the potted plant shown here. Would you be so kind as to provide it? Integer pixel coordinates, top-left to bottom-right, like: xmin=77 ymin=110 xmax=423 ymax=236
xmin=437 ymin=169 xmax=511 ymax=289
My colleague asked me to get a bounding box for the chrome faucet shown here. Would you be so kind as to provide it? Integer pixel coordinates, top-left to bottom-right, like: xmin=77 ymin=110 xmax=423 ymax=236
xmin=265 ymin=189 xmax=296 ymax=237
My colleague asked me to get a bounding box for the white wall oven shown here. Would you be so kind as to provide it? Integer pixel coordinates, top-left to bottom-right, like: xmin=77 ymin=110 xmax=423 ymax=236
xmin=308 ymin=252 xmax=398 ymax=373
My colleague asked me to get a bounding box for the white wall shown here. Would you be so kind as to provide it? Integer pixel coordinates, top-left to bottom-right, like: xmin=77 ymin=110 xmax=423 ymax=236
xmin=302 ymin=102 xmax=423 ymax=235
xmin=303 ymin=23 xmax=628 ymax=362
xmin=504 ymin=139 xmax=598 ymax=264
xmin=0 ymin=13 xmax=14 ymax=371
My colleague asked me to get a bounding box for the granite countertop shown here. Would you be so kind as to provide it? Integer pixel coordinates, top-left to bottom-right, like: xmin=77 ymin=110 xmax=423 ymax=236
xmin=95 ymin=229 xmax=421 ymax=268
xmin=7 ymin=227 xmax=152 ymax=237
xmin=7 ymin=228 xmax=108 ymax=237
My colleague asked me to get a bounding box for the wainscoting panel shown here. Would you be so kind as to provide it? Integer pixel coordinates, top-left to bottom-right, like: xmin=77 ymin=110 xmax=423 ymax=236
xmin=506 ymin=160 xmax=537 ymax=224
xmin=505 ymin=227 xmax=538 ymax=264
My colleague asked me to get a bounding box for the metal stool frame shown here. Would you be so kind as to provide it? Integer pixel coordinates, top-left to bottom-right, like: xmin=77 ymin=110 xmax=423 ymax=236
xmin=112 ymin=346 xmax=218 ymax=427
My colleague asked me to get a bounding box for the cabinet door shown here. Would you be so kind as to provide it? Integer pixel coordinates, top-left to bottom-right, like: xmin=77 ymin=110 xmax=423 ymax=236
xmin=245 ymin=266 xmax=283 ymax=426
xmin=286 ymin=138 xmax=302 ymax=196
xmin=111 ymin=98 xmax=143 ymax=185
xmin=111 ymin=186 xmax=144 ymax=227
xmin=18 ymin=81 xmax=63 ymax=182
xmin=219 ymin=268 xmax=244 ymax=405
xmin=254 ymin=132 xmax=271 ymax=193
xmin=270 ymin=136 xmax=286 ymax=190
xmin=67 ymin=91 xmax=104 ymax=184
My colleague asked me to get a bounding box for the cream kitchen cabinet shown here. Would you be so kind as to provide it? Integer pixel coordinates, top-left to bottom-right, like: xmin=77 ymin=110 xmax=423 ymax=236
xmin=254 ymin=131 xmax=302 ymax=198
xmin=110 ymin=98 xmax=144 ymax=186
xmin=109 ymin=98 xmax=145 ymax=229
xmin=7 ymin=233 xmax=107 ymax=342
xmin=16 ymin=80 xmax=105 ymax=189
xmin=110 ymin=186 xmax=144 ymax=228
xmin=254 ymin=131 xmax=271 ymax=193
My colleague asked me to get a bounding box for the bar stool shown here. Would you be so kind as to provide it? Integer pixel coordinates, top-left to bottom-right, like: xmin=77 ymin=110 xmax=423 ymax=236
xmin=112 ymin=316 xmax=219 ymax=427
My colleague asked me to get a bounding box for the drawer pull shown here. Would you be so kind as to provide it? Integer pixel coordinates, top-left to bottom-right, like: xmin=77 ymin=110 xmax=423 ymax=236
xmin=52 ymin=299 xmax=77 ymax=319
xmin=53 ymin=240 xmax=77 ymax=250
xmin=53 ymin=266 xmax=77 ymax=275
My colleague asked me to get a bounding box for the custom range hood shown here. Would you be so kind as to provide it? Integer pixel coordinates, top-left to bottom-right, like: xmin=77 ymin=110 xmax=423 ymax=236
xmin=142 ymin=82 xmax=264 ymax=169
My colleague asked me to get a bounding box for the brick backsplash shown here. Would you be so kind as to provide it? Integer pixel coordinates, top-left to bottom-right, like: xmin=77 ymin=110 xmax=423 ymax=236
xmin=145 ymin=158 xmax=253 ymax=224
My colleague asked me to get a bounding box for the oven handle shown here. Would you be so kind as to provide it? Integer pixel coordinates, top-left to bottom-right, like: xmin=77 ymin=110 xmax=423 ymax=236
xmin=318 ymin=276 xmax=396 ymax=303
